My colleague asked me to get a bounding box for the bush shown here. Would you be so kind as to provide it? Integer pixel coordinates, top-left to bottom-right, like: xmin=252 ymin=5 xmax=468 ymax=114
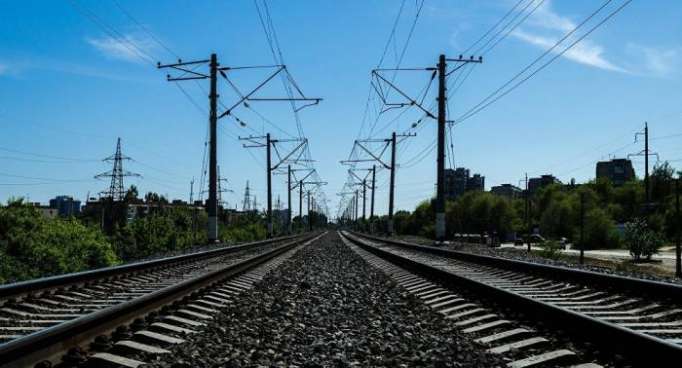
xmin=0 ymin=200 xmax=118 ymax=283
xmin=580 ymin=208 xmax=621 ymax=249
xmin=220 ymin=223 xmax=266 ymax=244
xmin=539 ymin=240 xmax=562 ymax=259
xmin=624 ymin=218 xmax=663 ymax=261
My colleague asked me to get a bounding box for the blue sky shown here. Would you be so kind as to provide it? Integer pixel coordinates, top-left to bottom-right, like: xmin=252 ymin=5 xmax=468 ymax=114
xmin=1 ymin=0 xmax=681 ymax=218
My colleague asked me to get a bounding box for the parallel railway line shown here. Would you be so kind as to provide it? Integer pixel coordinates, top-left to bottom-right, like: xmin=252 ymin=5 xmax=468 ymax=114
xmin=0 ymin=232 xmax=320 ymax=368
xmin=343 ymin=231 xmax=682 ymax=367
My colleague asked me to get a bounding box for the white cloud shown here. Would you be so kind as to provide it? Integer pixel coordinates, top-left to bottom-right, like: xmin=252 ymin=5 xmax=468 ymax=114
xmin=512 ymin=29 xmax=627 ymax=73
xmin=527 ymin=1 xmax=575 ymax=33
xmin=86 ymin=33 xmax=156 ymax=63
xmin=627 ymin=44 xmax=680 ymax=77
xmin=511 ymin=0 xmax=627 ymax=73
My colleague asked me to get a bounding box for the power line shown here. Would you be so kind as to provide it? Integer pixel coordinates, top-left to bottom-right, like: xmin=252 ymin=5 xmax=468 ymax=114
xmin=112 ymin=0 xmax=179 ymax=58
xmin=456 ymin=0 xmax=631 ymax=124
xmin=68 ymin=0 xmax=156 ymax=65
xmin=462 ymin=0 xmax=527 ymax=55
xmin=0 ymin=146 xmax=98 ymax=163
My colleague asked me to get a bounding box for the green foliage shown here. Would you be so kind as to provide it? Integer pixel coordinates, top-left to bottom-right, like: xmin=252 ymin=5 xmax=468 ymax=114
xmin=539 ymin=198 xmax=574 ymax=239
xmin=113 ymin=206 xmax=207 ymax=261
xmin=581 ymin=207 xmax=621 ymax=249
xmin=539 ymin=240 xmax=562 ymax=259
xmin=0 ymin=199 xmax=118 ymax=284
xmin=220 ymin=222 xmax=266 ymax=243
xmin=651 ymin=162 xmax=675 ymax=203
xmin=612 ymin=181 xmax=644 ymax=221
xmin=624 ymin=218 xmax=663 ymax=261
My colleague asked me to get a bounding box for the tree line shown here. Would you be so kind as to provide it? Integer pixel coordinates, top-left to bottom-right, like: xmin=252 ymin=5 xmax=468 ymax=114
xmin=375 ymin=162 xmax=680 ymax=256
xmin=0 ymin=186 xmax=273 ymax=284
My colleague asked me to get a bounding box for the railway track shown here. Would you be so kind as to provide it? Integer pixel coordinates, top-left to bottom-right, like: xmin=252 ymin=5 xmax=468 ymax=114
xmin=0 ymin=232 xmax=320 ymax=368
xmin=342 ymin=231 xmax=682 ymax=367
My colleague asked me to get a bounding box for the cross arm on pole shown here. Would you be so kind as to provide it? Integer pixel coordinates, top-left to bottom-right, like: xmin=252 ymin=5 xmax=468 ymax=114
xmin=371 ymin=70 xmax=436 ymax=119
xmin=354 ymin=141 xmax=391 ymax=169
xmin=272 ymin=139 xmax=307 ymax=170
xmin=348 ymin=169 xmax=370 ymax=185
xmin=218 ymin=66 xmax=285 ymax=119
xmin=238 ymin=135 xmax=267 ymax=148
xmin=158 ymin=59 xmax=211 ymax=81
xmin=340 ymin=159 xmax=377 ymax=164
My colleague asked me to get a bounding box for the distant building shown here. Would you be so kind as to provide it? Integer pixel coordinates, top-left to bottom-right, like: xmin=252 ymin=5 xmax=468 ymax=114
xmin=491 ymin=184 xmax=522 ymax=199
xmin=468 ymin=174 xmax=485 ymax=192
xmin=49 ymin=195 xmax=81 ymax=217
xmin=596 ymin=158 xmax=635 ymax=186
xmin=444 ymin=167 xmax=485 ymax=199
xmin=528 ymin=175 xmax=561 ymax=194
xmin=39 ymin=207 xmax=58 ymax=218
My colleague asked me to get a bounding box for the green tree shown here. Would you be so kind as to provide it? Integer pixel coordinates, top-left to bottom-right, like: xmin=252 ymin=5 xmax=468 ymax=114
xmin=613 ymin=180 xmax=644 ymax=222
xmin=540 ymin=198 xmax=574 ymax=239
xmin=580 ymin=207 xmax=621 ymax=249
xmin=0 ymin=199 xmax=118 ymax=283
xmin=650 ymin=161 xmax=675 ymax=203
xmin=624 ymin=218 xmax=663 ymax=261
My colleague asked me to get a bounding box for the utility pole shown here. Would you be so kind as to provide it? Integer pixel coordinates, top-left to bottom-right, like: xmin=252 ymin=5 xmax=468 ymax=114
xmin=299 ymin=180 xmax=304 ymax=231
xmin=266 ymin=133 xmax=273 ymax=237
xmin=355 ymin=189 xmax=359 ymax=223
xmin=631 ymin=122 xmax=658 ymax=211
xmin=524 ymin=173 xmax=531 ymax=252
xmin=307 ymin=190 xmax=312 ymax=231
xmin=370 ymin=164 xmax=376 ymax=219
xmin=436 ymin=54 xmax=447 ymax=242
xmin=346 ymin=167 xmax=373 ymax=227
xmin=675 ymin=174 xmax=682 ymax=278
xmin=388 ymin=132 xmax=397 ymax=235
xmin=296 ymin=176 xmax=326 ymax=232
xmin=362 ymin=178 xmax=367 ymax=221
xmin=159 ymin=58 xmax=320 ymax=242
xmin=158 ymin=55 xmax=219 ymax=242
xmin=190 ymin=178 xmax=196 ymax=243
xmin=207 ymin=54 xmax=218 ymax=242
xmin=342 ymin=132 xmax=414 ymax=235
xmin=240 ymin=135 xmax=308 ymax=238
xmin=579 ymin=191 xmax=585 ymax=265
xmin=287 ymin=165 xmax=292 ymax=234
xmin=434 ymin=54 xmax=483 ymax=242
xmin=645 ymin=122 xmax=649 ymax=204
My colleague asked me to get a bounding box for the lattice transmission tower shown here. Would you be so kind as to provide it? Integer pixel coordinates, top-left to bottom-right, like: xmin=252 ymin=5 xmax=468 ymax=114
xmin=242 ymin=181 xmax=252 ymax=211
xmin=95 ymin=138 xmax=140 ymax=201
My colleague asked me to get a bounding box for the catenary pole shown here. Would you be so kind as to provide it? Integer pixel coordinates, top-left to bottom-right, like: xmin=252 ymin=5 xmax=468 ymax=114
xmin=388 ymin=132 xmax=397 ymax=235
xmin=435 ymin=54 xmax=447 ymax=242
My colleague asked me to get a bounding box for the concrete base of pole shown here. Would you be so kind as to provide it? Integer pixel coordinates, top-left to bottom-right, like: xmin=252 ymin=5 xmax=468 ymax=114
xmin=267 ymin=222 xmax=273 ymax=238
xmin=436 ymin=212 xmax=446 ymax=240
xmin=207 ymin=216 xmax=218 ymax=243
xmin=387 ymin=219 xmax=394 ymax=235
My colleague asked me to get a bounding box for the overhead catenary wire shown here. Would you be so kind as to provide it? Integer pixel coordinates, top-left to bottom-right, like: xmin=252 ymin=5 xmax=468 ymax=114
xmin=455 ymin=0 xmax=631 ymax=124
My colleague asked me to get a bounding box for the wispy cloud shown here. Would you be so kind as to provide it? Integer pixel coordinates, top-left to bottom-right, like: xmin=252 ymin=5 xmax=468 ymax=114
xmin=627 ymin=44 xmax=681 ymax=78
xmin=86 ymin=33 xmax=156 ymax=63
xmin=512 ymin=1 xmax=627 ymax=73
xmin=512 ymin=29 xmax=627 ymax=73
xmin=0 ymin=58 xmax=152 ymax=83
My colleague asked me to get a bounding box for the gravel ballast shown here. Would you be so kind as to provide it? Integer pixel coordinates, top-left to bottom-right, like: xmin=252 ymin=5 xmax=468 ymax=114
xmin=143 ymin=232 xmax=505 ymax=367
xmin=392 ymin=234 xmax=682 ymax=285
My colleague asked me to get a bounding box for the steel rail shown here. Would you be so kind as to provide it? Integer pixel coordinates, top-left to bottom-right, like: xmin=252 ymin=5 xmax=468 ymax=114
xmin=344 ymin=231 xmax=682 ymax=366
xmin=0 ymin=233 xmax=304 ymax=299
xmin=350 ymin=232 xmax=682 ymax=300
xmin=0 ymin=232 xmax=321 ymax=367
